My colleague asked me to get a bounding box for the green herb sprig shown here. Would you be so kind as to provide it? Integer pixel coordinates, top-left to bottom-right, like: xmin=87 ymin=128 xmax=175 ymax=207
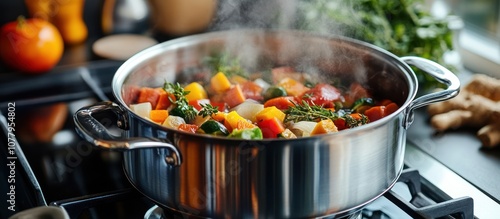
xmin=198 ymin=103 xmax=220 ymax=118
xmin=284 ymin=101 xmax=369 ymax=128
xmin=284 ymin=101 xmax=340 ymax=123
xmin=296 ymin=0 xmax=457 ymax=87
xmin=163 ymin=82 xmax=197 ymax=122
xmin=203 ymin=52 xmax=248 ymax=78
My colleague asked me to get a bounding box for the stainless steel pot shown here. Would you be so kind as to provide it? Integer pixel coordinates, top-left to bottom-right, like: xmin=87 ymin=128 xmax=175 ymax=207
xmin=74 ymin=29 xmax=460 ymax=218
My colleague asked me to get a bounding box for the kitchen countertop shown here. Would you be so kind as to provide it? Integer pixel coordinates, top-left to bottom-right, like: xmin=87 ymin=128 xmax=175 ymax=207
xmin=407 ymin=106 xmax=500 ymax=202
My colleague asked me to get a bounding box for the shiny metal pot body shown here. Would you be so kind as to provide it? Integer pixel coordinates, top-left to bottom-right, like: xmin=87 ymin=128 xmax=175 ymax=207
xmin=74 ymin=30 xmax=460 ymax=218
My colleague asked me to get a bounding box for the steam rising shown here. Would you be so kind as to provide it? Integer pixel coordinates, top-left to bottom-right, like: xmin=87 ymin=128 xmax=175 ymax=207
xmin=121 ymin=0 xmax=408 ymax=105
xmin=208 ymin=0 xmax=369 ymax=85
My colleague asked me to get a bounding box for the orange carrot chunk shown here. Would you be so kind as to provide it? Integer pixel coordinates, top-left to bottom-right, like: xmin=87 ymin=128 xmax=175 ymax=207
xmin=150 ymin=110 xmax=169 ymax=123
xmin=223 ymin=84 xmax=246 ymax=108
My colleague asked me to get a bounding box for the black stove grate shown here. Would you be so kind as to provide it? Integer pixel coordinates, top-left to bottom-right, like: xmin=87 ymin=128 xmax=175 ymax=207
xmin=45 ymin=169 xmax=474 ymax=219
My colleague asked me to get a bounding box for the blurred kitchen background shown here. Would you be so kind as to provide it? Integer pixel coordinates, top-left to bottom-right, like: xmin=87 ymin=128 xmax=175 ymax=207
xmin=0 ymin=0 xmax=498 ymax=77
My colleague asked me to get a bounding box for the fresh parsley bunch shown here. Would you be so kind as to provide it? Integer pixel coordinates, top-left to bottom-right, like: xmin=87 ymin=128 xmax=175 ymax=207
xmin=295 ymin=0 xmax=457 ymax=87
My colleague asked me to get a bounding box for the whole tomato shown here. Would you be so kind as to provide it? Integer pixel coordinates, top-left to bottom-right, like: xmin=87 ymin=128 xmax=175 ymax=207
xmin=0 ymin=17 xmax=64 ymax=74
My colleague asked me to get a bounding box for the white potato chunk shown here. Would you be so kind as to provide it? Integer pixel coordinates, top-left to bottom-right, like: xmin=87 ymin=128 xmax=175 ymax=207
xmin=290 ymin=121 xmax=317 ymax=137
xmin=162 ymin=116 xmax=186 ymax=129
xmin=231 ymin=100 xmax=264 ymax=123
xmin=130 ymin=102 xmax=152 ymax=119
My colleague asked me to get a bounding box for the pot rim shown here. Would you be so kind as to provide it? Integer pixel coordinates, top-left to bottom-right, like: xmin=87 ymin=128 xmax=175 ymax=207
xmin=112 ymin=28 xmax=418 ymax=141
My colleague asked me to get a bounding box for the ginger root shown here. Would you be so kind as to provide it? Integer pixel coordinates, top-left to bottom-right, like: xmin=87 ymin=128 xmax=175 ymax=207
xmin=427 ymin=74 xmax=500 ymax=148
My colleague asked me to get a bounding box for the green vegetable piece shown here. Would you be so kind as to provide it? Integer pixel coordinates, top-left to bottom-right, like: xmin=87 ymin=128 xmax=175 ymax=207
xmin=263 ymin=86 xmax=287 ymax=101
xmin=351 ymin=97 xmax=374 ymax=111
xmin=200 ymin=120 xmax=229 ymax=136
xmin=228 ymin=127 xmax=263 ymax=140
xmin=169 ymin=106 xmax=196 ymax=123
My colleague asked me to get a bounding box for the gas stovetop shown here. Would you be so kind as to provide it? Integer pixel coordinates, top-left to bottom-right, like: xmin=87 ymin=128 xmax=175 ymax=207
xmin=0 ymin=60 xmax=498 ymax=219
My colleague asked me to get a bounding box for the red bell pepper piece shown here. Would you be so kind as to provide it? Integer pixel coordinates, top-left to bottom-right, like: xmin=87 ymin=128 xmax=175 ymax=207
xmin=263 ymin=96 xmax=297 ymax=110
xmin=257 ymin=117 xmax=285 ymax=138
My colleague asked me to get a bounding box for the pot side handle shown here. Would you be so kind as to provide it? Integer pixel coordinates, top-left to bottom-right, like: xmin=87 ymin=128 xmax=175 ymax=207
xmin=401 ymin=56 xmax=461 ymax=129
xmin=73 ymin=101 xmax=181 ymax=166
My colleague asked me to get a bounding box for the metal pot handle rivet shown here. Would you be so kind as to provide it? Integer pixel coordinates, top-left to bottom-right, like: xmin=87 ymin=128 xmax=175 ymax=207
xmin=73 ymin=101 xmax=182 ymax=166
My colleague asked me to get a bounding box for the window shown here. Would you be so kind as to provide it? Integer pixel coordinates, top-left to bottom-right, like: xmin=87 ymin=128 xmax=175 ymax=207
xmin=432 ymin=0 xmax=500 ymax=77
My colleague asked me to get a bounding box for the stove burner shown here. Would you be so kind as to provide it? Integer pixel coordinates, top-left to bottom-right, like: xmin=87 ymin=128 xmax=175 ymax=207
xmin=144 ymin=206 xmax=163 ymax=219
xmin=143 ymin=205 xmax=364 ymax=219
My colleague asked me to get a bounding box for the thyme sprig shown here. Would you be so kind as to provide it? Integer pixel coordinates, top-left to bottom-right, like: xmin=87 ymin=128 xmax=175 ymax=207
xmin=344 ymin=114 xmax=369 ymax=128
xmin=163 ymin=82 xmax=197 ymax=122
xmin=284 ymin=101 xmax=340 ymax=123
xmin=284 ymin=100 xmax=369 ymax=128
xmin=198 ymin=103 xmax=219 ymax=118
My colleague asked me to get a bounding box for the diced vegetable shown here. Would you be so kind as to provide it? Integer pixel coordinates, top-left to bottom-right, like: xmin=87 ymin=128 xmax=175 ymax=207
xmin=230 ymin=75 xmax=248 ymax=84
xmin=257 ymin=117 xmax=285 ymax=138
xmin=178 ymin=123 xmax=199 ymax=133
xmin=385 ymin=102 xmax=399 ymax=115
xmin=277 ymin=77 xmax=310 ymax=96
xmin=278 ymin=129 xmax=297 ymax=139
xmin=364 ymin=102 xmax=398 ymax=122
xmin=223 ymin=84 xmax=246 ymax=108
xmin=333 ymin=113 xmax=367 ymax=130
xmin=264 ymin=96 xmax=297 ymax=110
xmin=156 ymin=92 xmax=176 ymax=110
xmin=192 ymin=99 xmax=226 ymax=113
xmin=169 ymin=106 xmax=196 ymax=123
xmin=123 ymin=85 xmax=141 ymax=105
xmin=344 ymin=83 xmax=370 ymax=107
xmin=228 ymin=127 xmax=263 ymax=139
xmin=162 ymin=115 xmax=186 ymax=129
xmin=212 ymin=111 xmax=226 ymax=122
xmin=333 ymin=118 xmax=347 ymax=130
xmin=290 ymin=121 xmax=317 ymax=137
xmin=137 ymin=87 xmax=162 ymax=109
xmin=300 ymin=83 xmax=342 ymax=108
xmin=263 ymin=86 xmax=287 ymax=101
xmin=150 ymin=110 xmax=169 ymax=123
xmin=211 ymin=101 xmax=227 ymax=112
xmin=184 ymin=82 xmax=208 ymax=101
xmin=224 ymin=111 xmax=255 ymax=131
xmin=311 ymin=119 xmax=338 ymax=135
xmin=231 ymin=100 xmax=264 ymax=122
xmin=130 ymin=102 xmax=152 ymax=118
xmin=199 ymin=120 xmax=229 ymax=136
xmin=253 ymin=78 xmax=270 ymax=91
xmin=255 ymin=106 xmax=286 ymax=122
xmin=351 ymin=98 xmax=374 ymax=112
xmin=211 ymin=72 xmax=232 ymax=93
xmin=189 ymin=99 xmax=211 ymax=111
xmin=240 ymin=81 xmax=263 ymax=101
xmin=364 ymin=106 xmax=385 ymax=122
xmin=192 ymin=115 xmax=211 ymax=126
